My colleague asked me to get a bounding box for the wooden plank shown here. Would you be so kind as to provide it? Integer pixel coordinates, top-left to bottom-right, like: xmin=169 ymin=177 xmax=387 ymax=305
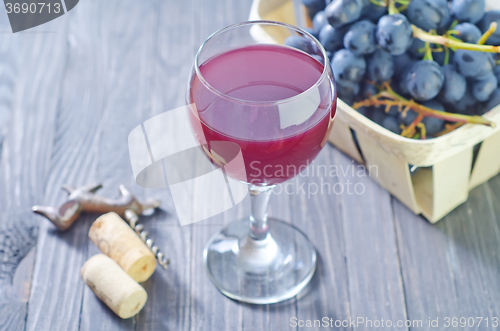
xmin=0 ymin=23 xmax=26 ymax=327
xmin=0 ymin=14 xmax=68 ymax=331
xmin=442 ymin=180 xmax=500 ymax=323
xmin=392 ymin=201 xmax=460 ymax=331
xmin=18 ymin=1 xmax=156 ymax=329
xmin=23 ymin=3 xmax=104 ymax=328
xmin=393 ymin=180 xmax=500 ymax=331
xmin=332 ymin=148 xmax=408 ymax=330
xmin=0 ymin=222 xmax=36 ymax=331
xmin=76 ymin=1 xmax=163 ymax=330
xmin=132 ymin=1 xmax=197 ymax=329
xmin=184 ymin=1 xmax=263 ymax=330
xmin=293 ymin=147 xmax=351 ymax=331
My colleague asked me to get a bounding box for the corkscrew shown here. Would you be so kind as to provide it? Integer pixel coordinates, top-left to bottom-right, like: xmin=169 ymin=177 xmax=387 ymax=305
xmin=32 ymin=183 xmax=170 ymax=269
xmin=124 ymin=209 xmax=170 ymax=269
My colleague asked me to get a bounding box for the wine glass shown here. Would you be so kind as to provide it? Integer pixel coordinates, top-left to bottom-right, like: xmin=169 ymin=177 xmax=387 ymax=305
xmin=187 ymin=21 xmax=336 ymax=304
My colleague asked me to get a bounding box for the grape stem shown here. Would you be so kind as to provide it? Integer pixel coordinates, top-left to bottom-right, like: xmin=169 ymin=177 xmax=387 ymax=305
xmin=423 ymin=42 xmax=434 ymax=61
xmin=401 ymin=113 xmax=424 ymax=138
xmin=435 ymin=123 xmax=464 ymax=137
xmin=412 ymin=25 xmax=500 ymax=53
xmin=416 ymin=123 xmax=427 ymax=140
xmin=478 ymin=22 xmax=498 ymax=45
xmin=370 ymin=0 xmax=387 ymax=7
xmin=388 ymin=0 xmax=399 ymax=15
xmin=352 ymin=83 xmax=496 ymax=128
xmin=443 ymin=46 xmax=450 ymax=65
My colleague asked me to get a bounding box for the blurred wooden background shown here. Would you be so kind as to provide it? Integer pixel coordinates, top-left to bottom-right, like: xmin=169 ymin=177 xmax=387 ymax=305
xmin=0 ymin=1 xmax=499 ymax=330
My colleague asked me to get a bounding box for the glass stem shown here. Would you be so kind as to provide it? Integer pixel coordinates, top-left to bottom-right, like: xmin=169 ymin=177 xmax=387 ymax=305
xmin=248 ymin=185 xmax=274 ymax=241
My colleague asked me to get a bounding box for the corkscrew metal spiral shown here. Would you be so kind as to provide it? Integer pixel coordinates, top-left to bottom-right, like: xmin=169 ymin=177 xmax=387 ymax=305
xmin=125 ymin=209 xmax=170 ymax=269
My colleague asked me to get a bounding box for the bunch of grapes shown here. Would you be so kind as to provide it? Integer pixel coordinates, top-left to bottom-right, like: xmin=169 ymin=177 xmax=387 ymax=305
xmin=290 ymin=0 xmax=499 ymax=139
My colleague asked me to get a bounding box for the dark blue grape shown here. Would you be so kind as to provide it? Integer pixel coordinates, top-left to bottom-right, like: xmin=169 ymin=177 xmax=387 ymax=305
xmin=370 ymin=107 xmax=387 ymax=125
xmin=344 ymin=20 xmax=377 ymax=55
xmin=382 ymin=116 xmax=402 ymax=134
xmin=356 ymin=106 xmax=369 ymax=117
xmin=485 ymin=88 xmax=500 ymax=112
xmin=432 ymin=47 xmax=454 ymax=66
xmin=360 ymin=82 xmax=378 ymax=99
xmin=422 ymin=100 xmax=445 ymax=114
xmin=325 ymin=0 xmax=364 ymax=28
xmin=393 ymin=53 xmax=414 ymax=75
xmin=284 ymin=36 xmax=313 ymax=53
xmin=326 ymin=51 xmax=333 ymax=61
xmin=405 ymin=60 xmax=445 ymax=101
xmin=360 ymin=82 xmax=399 ymax=115
xmin=319 ymin=24 xmax=346 ymax=52
xmin=336 ymin=79 xmax=360 ymax=102
xmin=452 ymin=88 xmax=477 ymax=114
xmin=399 ymin=100 xmax=445 ymax=136
xmin=453 ymin=50 xmax=495 ymax=79
xmin=331 ymin=49 xmax=366 ymax=82
xmin=393 ymin=55 xmax=414 ymax=96
xmin=494 ymin=66 xmax=500 ymax=86
xmin=421 ymin=100 xmax=446 ymax=136
xmin=361 ymin=2 xmax=387 ymax=23
xmin=471 ymin=73 xmax=498 ymax=102
xmin=438 ymin=65 xmax=467 ymax=104
xmin=303 ymin=0 xmax=327 ymax=19
xmin=478 ymin=11 xmax=500 ymax=45
xmin=399 ymin=109 xmax=419 ymax=126
xmin=303 ymin=27 xmax=319 ymax=39
xmin=408 ymin=38 xmax=426 ymax=59
xmin=451 ymin=0 xmax=485 ymax=24
xmin=366 ymin=49 xmax=395 ymax=83
xmin=398 ymin=63 xmax=415 ymax=96
xmin=313 ymin=11 xmax=328 ymax=34
xmin=385 ymin=98 xmax=400 ymax=116
xmin=376 ymin=14 xmax=413 ymax=56
xmin=437 ymin=13 xmax=454 ymax=34
xmin=407 ymin=0 xmax=451 ymax=31
xmin=454 ymin=23 xmax=482 ymax=43
xmin=475 ymin=103 xmax=488 ymax=116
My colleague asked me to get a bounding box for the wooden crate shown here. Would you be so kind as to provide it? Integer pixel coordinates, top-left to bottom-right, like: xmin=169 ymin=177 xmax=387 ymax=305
xmin=250 ymin=0 xmax=500 ymax=222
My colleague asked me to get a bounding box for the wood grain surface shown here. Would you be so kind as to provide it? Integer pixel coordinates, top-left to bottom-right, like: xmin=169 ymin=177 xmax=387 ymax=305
xmin=0 ymin=1 xmax=498 ymax=330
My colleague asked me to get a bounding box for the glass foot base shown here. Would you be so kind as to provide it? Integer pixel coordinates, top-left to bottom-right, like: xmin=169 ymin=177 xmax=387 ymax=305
xmin=203 ymin=218 xmax=317 ymax=304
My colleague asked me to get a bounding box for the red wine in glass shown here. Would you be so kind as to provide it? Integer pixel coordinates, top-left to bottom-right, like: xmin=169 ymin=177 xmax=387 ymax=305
xmin=189 ymin=44 xmax=336 ymax=185
xmin=187 ymin=21 xmax=336 ymax=305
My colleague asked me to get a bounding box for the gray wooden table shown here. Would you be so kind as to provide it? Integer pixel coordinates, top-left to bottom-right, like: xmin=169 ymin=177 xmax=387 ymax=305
xmin=0 ymin=1 xmax=499 ymax=330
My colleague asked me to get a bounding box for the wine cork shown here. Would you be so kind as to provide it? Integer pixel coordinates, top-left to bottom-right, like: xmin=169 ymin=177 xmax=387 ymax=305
xmin=89 ymin=212 xmax=156 ymax=283
xmin=81 ymin=254 xmax=148 ymax=319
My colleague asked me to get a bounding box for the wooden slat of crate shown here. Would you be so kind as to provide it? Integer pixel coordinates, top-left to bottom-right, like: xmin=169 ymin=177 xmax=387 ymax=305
xmin=431 ymin=147 xmax=473 ymax=222
xmin=249 ymin=0 xmax=297 ymax=43
xmin=469 ymin=130 xmax=500 ymax=190
xmin=329 ymin=119 xmax=364 ymax=164
xmin=355 ymin=130 xmax=420 ymax=214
